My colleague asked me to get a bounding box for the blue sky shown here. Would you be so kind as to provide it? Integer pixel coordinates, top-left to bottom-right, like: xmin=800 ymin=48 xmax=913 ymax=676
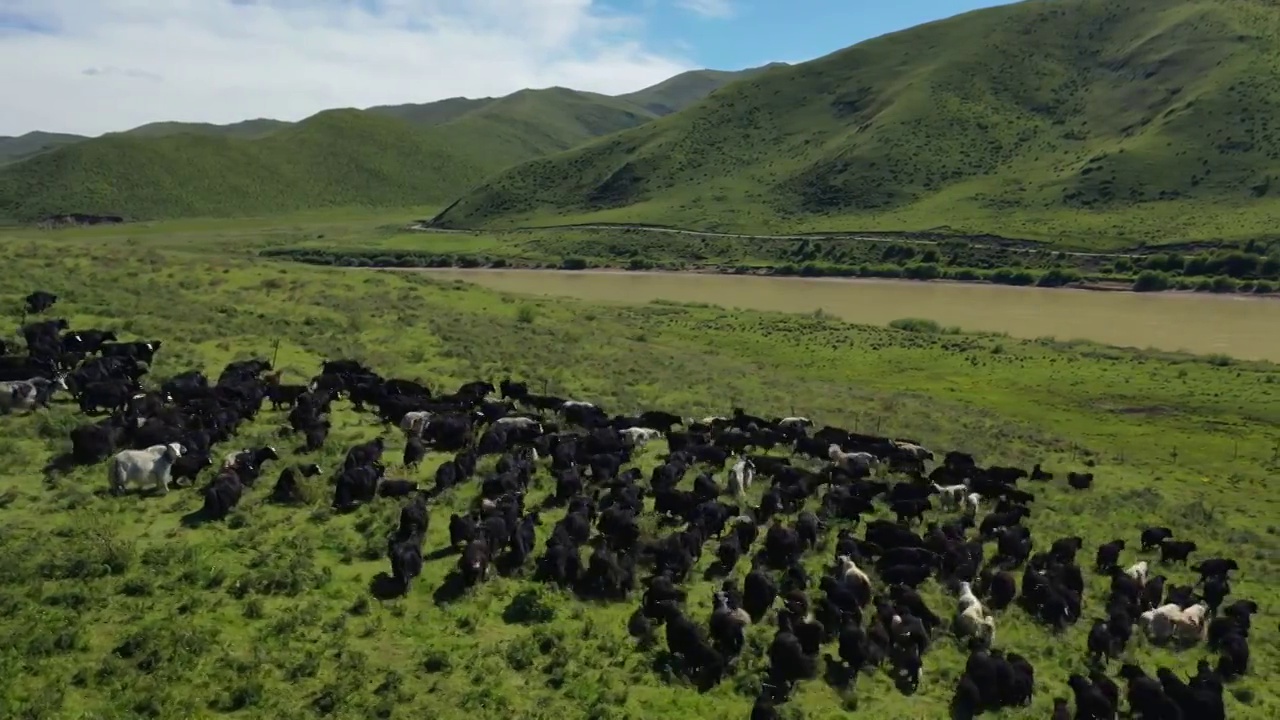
xmin=644 ymin=0 xmax=1012 ymax=69
xmin=0 ymin=0 xmax=1013 ymax=136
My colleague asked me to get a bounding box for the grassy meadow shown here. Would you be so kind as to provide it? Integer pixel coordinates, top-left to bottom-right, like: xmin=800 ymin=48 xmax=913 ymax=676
xmin=0 ymin=216 xmax=1277 ymax=719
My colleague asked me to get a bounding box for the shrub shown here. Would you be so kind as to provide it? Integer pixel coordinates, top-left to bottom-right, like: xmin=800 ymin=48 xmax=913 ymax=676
xmin=888 ymin=318 xmax=943 ymax=334
xmin=1210 ymin=275 xmax=1238 ymax=293
xmin=516 ymin=305 xmax=537 ymax=324
xmin=561 ymin=257 xmax=588 ymax=270
xmin=1132 ymin=270 xmax=1171 ymax=292
xmin=988 ymin=267 xmax=1036 ymax=286
xmin=1037 ymin=268 xmax=1081 ymax=287
xmin=902 ymin=263 xmax=942 ymax=280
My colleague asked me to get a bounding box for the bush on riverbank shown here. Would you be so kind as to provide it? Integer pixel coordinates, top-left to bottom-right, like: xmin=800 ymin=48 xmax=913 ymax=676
xmin=1133 ymin=270 xmax=1171 ymax=292
xmin=260 ymin=247 xmax=1274 ymax=296
xmin=888 ymin=318 xmax=963 ymax=334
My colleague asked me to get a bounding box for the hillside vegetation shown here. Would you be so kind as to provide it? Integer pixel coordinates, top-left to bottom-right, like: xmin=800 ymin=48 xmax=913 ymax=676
xmin=617 ymin=66 xmax=786 ymax=116
xmin=434 ymin=0 xmax=1280 ymax=247
xmin=0 ymin=132 xmax=86 ymax=166
xmin=0 ymin=100 xmax=653 ymax=221
xmin=0 ymin=112 xmax=504 ymax=221
xmin=0 ymin=67 xmax=770 ymax=222
xmin=115 ymin=119 xmax=293 ymax=140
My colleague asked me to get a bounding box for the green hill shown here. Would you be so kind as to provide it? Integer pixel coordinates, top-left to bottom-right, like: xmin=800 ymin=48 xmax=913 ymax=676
xmin=433 ymin=0 xmax=1280 ymax=246
xmin=618 ymin=64 xmax=788 ymax=116
xmin=116 ymin=119 xmax=293 ymax=139
xmin=0 ymin=111 xmax=514 ymax=221
xmin=366 ymin=97 xmax=497 ymax=127
xmin=0 ymin=132 xmax=87 ymax=165
xmin=451 ymin=88 xmax=656 ymax=151
xmin=0 ymin=68 xmax=778 ymax=222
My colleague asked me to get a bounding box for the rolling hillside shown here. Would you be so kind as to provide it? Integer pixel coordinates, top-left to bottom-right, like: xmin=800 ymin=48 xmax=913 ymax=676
xmin=116 ymin=119 xmax=293 ymax=140
xmin=366 ymin=97 xmax=496 ymax=127
xmin=433 ymin=0 xmax=1280 ymax=246
xmin=0 ymin=66 xmax=772 ymax=222
xmin=0 ymin=111 xmax=514 ymax=221
xmin=0 ymin=132 xmax=87 ymax=165
xmin=617 ymin=65 xmax=787 ymax=116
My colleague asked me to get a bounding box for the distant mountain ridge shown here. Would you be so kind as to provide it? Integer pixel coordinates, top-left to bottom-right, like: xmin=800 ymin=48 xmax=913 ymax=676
xmin=431 ymin=0 xmax=1280 ymax=246
xmin=0 ymin=65 xmax=777 ymax=221
xmin=0 ymin=66 xmax=774 ymax=165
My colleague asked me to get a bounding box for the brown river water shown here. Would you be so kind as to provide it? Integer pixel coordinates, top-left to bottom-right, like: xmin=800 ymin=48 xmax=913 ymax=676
xmin=405 ymin=268 xmax=1280 ymax=362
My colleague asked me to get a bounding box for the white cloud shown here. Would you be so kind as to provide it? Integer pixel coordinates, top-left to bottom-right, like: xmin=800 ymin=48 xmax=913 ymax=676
xmin=0 ymin=0 xmax=694 ymax=136
xmin=676 ymin=0 xmax=733 ymax=19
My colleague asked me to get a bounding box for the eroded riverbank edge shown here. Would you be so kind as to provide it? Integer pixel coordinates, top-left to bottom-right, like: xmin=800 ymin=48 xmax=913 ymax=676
xmin=356 ymin=265 xmax=1280 ymax=302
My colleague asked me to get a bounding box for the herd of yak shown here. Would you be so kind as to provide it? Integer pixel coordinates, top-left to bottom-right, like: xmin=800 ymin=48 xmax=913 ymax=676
xmin=0 ymin=289 xmax=1264 ymax=720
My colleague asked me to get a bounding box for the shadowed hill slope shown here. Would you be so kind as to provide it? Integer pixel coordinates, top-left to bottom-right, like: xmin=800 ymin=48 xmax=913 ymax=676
xmin=433 ymin=0 xmax=1280 ymax=247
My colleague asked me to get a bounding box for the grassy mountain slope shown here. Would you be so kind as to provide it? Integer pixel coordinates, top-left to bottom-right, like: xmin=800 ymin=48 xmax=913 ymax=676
xmin=434 ymin=0 xmax=1280 ymax=246
xmin=117 ymin=119 xmax=293 ymax=139
xmin=0 ymin=94 xmax=649 ymax=222
xmin=0 ymin=111 xmax=507 ymax=221
xmin=0 ymin=71 xmax=768 ymax=222
xmin=0 ymin=132 xmax=87 ymax=165
xmin=366 ymin=97 xmax=497 ymax=126
xmin=618 ymin=65 xmax=786 ymax=116
xmin=452 ymin=88 xmax=656 ymax=153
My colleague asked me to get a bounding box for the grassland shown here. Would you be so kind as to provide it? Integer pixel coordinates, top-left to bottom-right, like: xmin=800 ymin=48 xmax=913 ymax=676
xmin=0 ymin=215 xmax=1277 ymax=719
xmin=434 ymin=0 xmax=1280 ymax=248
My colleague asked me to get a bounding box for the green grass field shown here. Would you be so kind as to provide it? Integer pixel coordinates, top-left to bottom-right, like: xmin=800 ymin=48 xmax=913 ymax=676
xmin=435 ymin=0 xmax=1280 ymax=248
xmin=0 ymin=217 xmax=1277 ymax=719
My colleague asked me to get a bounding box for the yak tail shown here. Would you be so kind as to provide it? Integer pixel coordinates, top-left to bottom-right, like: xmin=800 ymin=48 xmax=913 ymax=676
xmin=107 ymin=459 xmax=124 ymax=493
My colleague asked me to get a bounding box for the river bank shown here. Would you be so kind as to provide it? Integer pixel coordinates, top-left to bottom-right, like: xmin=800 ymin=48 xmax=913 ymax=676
xmin=369 ymin=263 xmax=1280 ymax=300
xmin=376 ymin=266 xmax=1280 ymax=362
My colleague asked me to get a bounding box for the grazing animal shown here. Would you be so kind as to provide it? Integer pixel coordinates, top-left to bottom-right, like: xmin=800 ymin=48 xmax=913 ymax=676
xmin=0 ymin=376 xmax=66 ymax=413
xmin=270 ymin=463 xmax=323 ymax=504
xmin=620 ymin=426 xmax=662 ymax=446
xmin=1095 ymin=539 xmax=1125 ymax=572
xmin=1125 ymin=560 xmax=1149 ymax=585
xmin=400 ymin=411 xmax=434 ymax=435
xmin=1140 ymin=527 xmax=1174 ymax=551
xmin=1159 ymin=539 xmax=1198 ymax=564
xmin=932 ymin=483 xmax=967 ymax=510
xmin=108 ymin=443 xmax=185 ymax=495
xmin=1066 ymin=472 xmax=1094 ymax=490
xmin=727 ymin=456 xmax=755 ymax=498
xmin=24 ymin=290 xmax=57 ymax=314
xmin=828 ymin=444 xmax=878 ymax=476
